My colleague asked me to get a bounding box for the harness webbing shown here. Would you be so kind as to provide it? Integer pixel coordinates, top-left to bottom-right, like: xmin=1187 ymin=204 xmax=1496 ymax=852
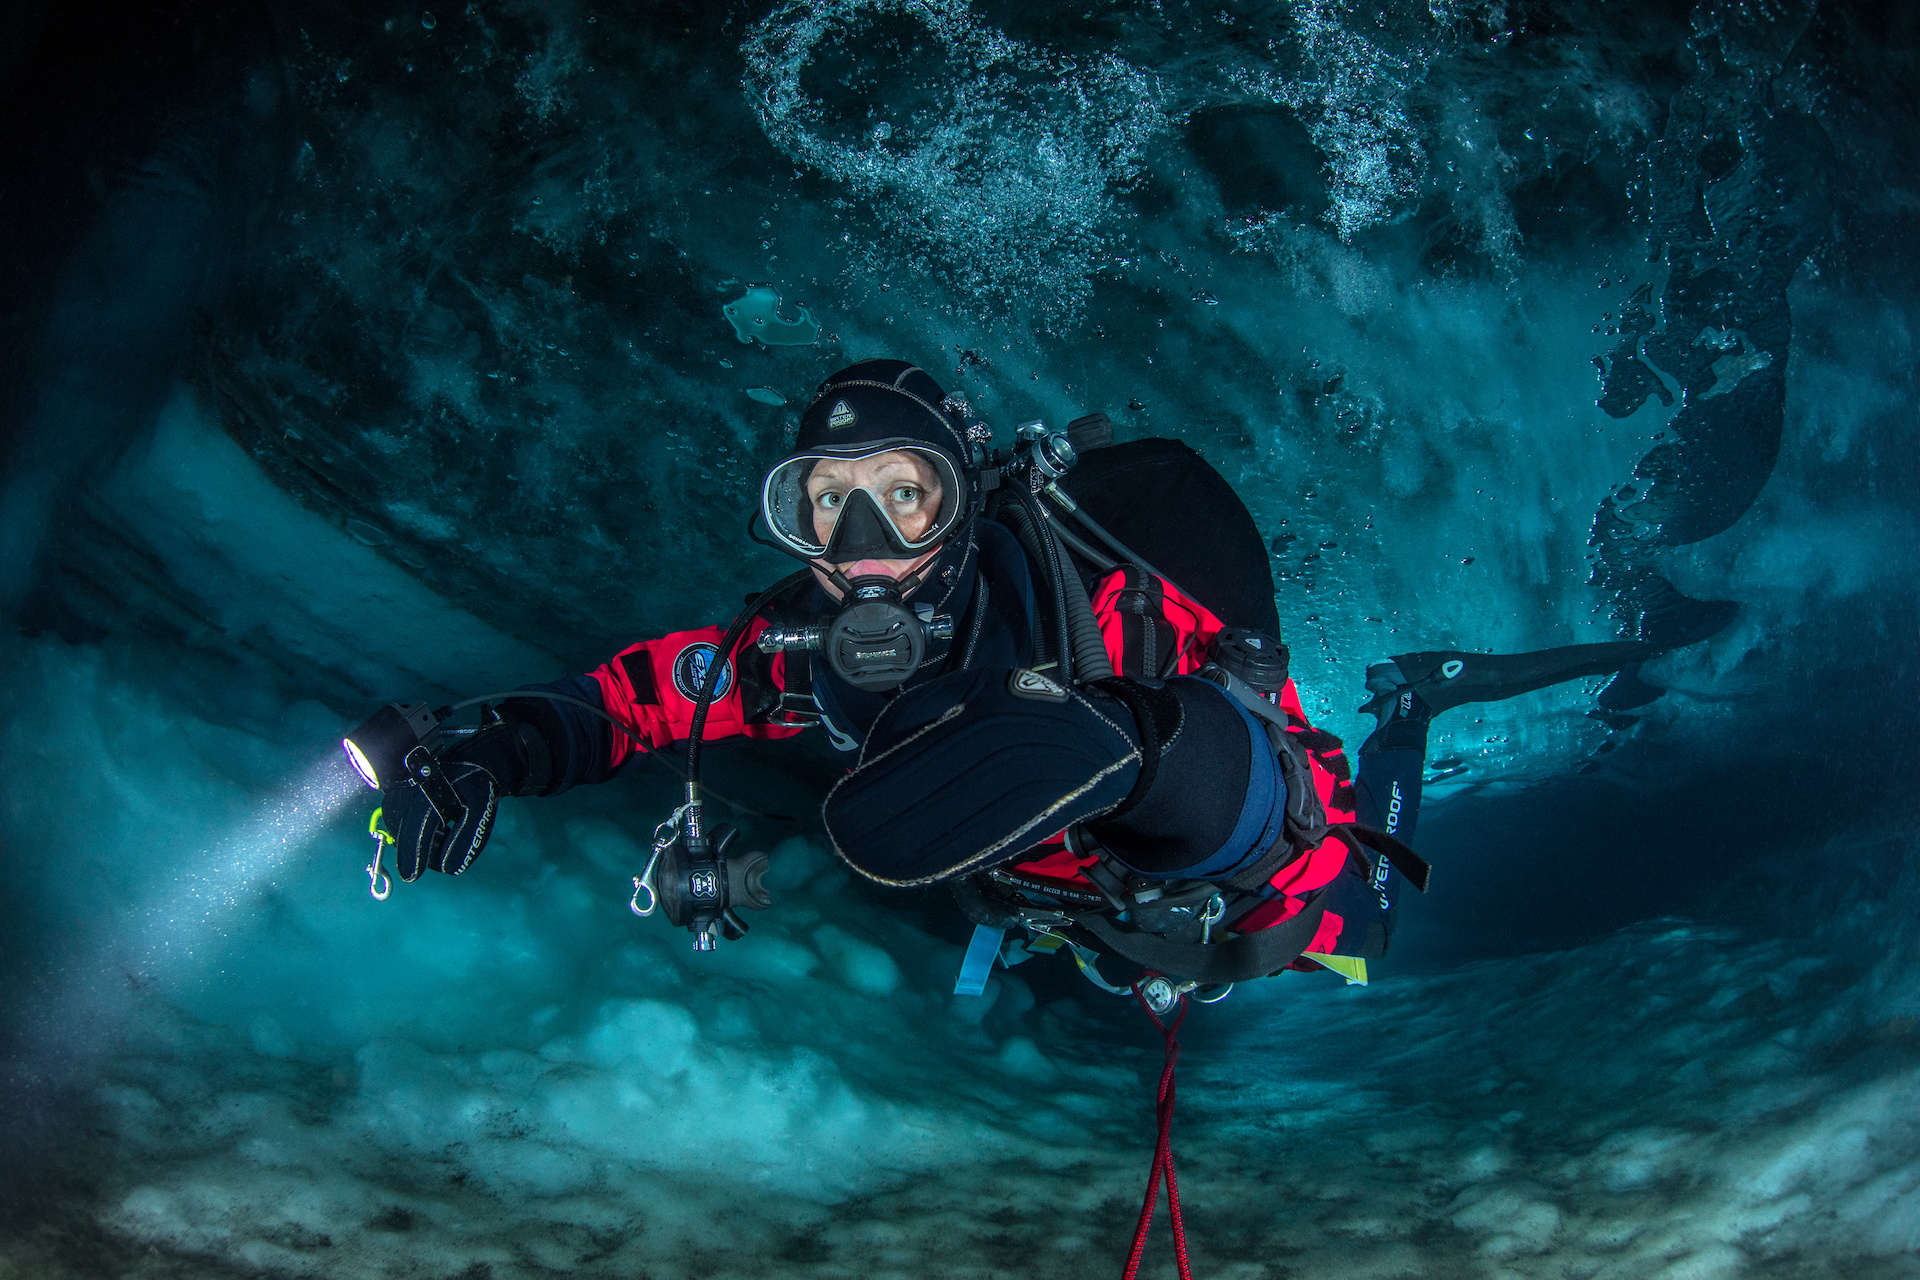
xmin=1125 ymin=985 xmax=1192 ymax=1280
xmin=1077 ymin=887 xmax=1330 ymax=985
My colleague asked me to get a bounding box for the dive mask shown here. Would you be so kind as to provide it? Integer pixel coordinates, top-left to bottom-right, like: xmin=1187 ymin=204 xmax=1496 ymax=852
xmin=760 ymin=441 xmax=965 ymax=563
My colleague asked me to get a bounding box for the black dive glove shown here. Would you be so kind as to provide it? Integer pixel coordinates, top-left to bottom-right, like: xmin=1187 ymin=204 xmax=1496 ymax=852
xmin=386 ymin=721 xmax=545 ymax=879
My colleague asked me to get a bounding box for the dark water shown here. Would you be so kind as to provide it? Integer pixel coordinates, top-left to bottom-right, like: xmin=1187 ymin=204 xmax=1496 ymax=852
xmin=2 ymin=2 xmax=1916 ymax=1276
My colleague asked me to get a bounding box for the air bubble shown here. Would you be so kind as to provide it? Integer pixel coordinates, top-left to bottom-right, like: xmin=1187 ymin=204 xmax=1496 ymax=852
xmin=740 ymin=4 xmax=1169 ymax=323
xmin=421 ymin=11 xmax=436 ymax=29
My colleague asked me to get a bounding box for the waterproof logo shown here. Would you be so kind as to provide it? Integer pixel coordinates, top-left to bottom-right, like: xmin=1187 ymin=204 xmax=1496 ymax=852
xmin=672 ymin=643 xmax=734 ymax=702
xmin=1007 ymin=669 xmax=1068 ymax=702
xmin=1374 ymin=792 xmax=1396 ymax=912
xmin=828 ymin=399 xmax=857 ymax=430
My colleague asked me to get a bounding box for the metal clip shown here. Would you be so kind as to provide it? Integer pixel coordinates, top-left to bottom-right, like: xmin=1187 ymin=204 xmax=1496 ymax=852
xmin=631 ymin=804 xmax=689 ymax=918
xmin=366 ymin=808 xmax=392 ymax=901
xmin=1200 ymin=893 xmax=1226 ymax=945
xmin=368 ymin=841 xmax=391 ymax=901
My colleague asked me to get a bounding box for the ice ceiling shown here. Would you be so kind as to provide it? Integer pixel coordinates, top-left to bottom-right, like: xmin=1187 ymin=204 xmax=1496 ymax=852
xmin=0 ymin=1 xmax=1916 ymax=1277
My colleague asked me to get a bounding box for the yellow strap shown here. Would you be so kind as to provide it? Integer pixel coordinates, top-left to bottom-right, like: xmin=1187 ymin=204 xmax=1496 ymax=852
xmin=1301 ymin=951 xmax=1368 ymax=986
xmin=368 ymin=806 xmax=393 ymax=845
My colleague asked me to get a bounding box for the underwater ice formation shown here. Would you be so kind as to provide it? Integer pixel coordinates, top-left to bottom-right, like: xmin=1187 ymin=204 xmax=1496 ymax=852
xmin=742 ymin=0 xmax=1171 ymax=322
xmin=1588 ymin=4 xmax=1837 ymax=658
xmin=1 ymin=1 xmax=1917 ymax=1277
xmin=723 ymin=284 xmax=822 ymax=346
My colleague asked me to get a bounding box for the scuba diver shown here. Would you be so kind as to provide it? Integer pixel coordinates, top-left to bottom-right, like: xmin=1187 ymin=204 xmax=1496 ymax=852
xmin=350 ymin=357 xmax=1689 ymax=997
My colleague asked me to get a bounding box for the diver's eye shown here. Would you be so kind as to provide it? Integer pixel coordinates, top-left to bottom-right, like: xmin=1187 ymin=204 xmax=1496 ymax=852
xmin=815 ymin=491 xmax=844 ymax=509
xmin=890 ymin=485 xmax=921 ymax=504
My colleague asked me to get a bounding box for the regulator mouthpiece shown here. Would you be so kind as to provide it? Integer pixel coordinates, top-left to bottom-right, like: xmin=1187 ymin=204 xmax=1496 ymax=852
xmin=342 ymin=703 xmax=442 ymax=790
xmin=809 ymin=576 xmax=955 ymax=691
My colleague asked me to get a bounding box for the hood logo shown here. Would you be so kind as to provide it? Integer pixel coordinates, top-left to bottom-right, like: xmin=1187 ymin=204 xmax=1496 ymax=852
xmin=828 ymin=400 xmax=857 ymax=430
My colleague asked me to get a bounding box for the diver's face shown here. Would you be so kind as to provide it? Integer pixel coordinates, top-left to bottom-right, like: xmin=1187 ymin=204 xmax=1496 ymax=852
xmin=805 ymin=449 xmax=946 ymax=596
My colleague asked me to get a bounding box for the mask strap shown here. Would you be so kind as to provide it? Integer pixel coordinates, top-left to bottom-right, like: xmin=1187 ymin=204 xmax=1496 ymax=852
xmin=745 ymin=509 xmax=787 ymax=552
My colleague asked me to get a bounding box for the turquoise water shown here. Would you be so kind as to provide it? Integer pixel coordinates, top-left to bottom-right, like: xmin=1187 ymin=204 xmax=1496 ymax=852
xmin=1 ymin=1 xmax=1915 ymax=1276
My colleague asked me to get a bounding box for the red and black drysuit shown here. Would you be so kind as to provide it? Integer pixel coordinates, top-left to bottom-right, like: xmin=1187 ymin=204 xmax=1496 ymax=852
xmin=507 ymin=515 xmax=1411 ymax=976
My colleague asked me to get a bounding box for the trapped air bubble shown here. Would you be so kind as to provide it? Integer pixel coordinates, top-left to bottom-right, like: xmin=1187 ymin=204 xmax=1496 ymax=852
xmin=722 ymin=284 xmax=821 ymax=346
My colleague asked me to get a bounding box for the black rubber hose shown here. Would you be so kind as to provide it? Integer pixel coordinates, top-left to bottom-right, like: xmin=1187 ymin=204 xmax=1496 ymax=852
xmin=1002 ymin=490 xmax=1073 ymax=682
xmin=444 ymin=693 xmax=785 ymax=820
xmin=1055 ymin=498 xmax=1195 ymax=603
xmin=1060 ymin=544 xmax=1115 ymax=682
xmin=1026 ymin=506 xmax=1119 ymax=680
xmin=1031 ymin=490 xmax=1115 ymax=681
xmin=685 ymin=570 xmax=813 ymax=831
xmin=1047 ymin=517 xmax=1119 ymax=573
xmin=1011 ymin=492 xmax=1114 ymax=682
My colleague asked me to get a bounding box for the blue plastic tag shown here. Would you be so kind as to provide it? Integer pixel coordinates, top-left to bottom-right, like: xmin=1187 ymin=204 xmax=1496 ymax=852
xmin=953 ymin=924 xmax=1006 ymax=996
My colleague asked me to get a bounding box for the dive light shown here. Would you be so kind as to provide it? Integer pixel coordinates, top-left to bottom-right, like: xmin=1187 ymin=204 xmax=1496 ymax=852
xmin=342 ymin=702 xmax=466 ymax=827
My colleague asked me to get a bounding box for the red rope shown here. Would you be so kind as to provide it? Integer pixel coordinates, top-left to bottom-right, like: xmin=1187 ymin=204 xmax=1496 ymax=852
xmin=1123 ymin=981 xmax=1193 ymax=1280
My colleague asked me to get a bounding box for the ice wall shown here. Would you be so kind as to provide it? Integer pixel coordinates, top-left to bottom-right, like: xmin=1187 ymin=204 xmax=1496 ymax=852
xmin=90 ymin=0 xmax=1887 ymax=783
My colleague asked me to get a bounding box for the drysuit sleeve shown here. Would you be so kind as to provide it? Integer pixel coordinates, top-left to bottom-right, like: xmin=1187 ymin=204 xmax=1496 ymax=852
xmin=588 ymin=617 xmax=805 ymax=772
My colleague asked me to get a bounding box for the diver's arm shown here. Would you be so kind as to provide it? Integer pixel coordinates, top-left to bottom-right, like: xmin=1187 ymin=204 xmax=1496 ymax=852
xmin=494 ymin=673 xmax=613 ymax=794
xmin=377 ymin=619 xmax=804 ymax=880
xmin=589 ymin=619 xmax=807 ymax=773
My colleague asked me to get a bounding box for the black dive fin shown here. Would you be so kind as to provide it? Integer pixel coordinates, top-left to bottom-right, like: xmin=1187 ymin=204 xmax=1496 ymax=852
xmin=1597 ymin=662 xmax=1665 ymax=711
xmin=1390 ymin=641 xmax=1653 ymax=715
xmin=1635 ymin=586 xmax=1738 ymax=652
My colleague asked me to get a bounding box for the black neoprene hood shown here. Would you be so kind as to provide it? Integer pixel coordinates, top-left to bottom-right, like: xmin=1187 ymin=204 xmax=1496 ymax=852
xmin=791 ymin=358 xmax=970 ymax=463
